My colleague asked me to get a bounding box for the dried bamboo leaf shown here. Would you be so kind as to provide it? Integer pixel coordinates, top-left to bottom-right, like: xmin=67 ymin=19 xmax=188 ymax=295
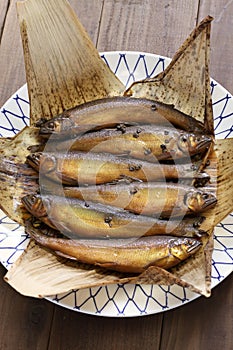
xmin=0 ymin=138 xmax=12 ymax=148
xmin=4 ymin=240 xmax=132 ymax=298
xmin=17 ymin=0 xmax=124 ymax=125
xmin=0 ymin=127 xmax=40 ymax=224
xmin=134 ymin=259 xmax=209 ymax=296
xmin=125 ymin=16 xmax=214 ymax=133
xmin=168 ymin=233 xmax=213 ymax=297
xmin=200 ymin=138 xmax=233 ymax=231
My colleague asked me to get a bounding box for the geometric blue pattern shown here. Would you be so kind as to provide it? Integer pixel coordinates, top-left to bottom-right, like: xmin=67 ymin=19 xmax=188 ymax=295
xmin=0 ymin=52 xmax=232 ymax=317
xmin=101 ymin=52 xmax=166 ymax=87
xmin=0 ymin=95 xmax=29 ymax=137
xmin=53 ymin=283 xmax=192 ymax=316
xmin=211 ymin=81 xmax=233 ymax=138
xmin=0 ymin=215 xmax=27 ymax=268
xmin=212 ymin=213 xmax=233 ymax=281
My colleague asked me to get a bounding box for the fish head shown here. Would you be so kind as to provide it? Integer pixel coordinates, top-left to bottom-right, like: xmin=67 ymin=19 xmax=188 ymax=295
xmin=178 ymin=133 xmax=212 ymax=156
xmin=27 ymin=153 xmax=57 ymax=174
xmin=39 ymin=115 xmax=74 ymax=136
xmin=185 ymin=191 xmax=217 ymax=212
xmin=169 ymin=237 xmax=202 ymax=260
xmin=22 ymin=194 xmax=47 ymax=218
xmin=193 ymin=172 xmax=210 ymax=187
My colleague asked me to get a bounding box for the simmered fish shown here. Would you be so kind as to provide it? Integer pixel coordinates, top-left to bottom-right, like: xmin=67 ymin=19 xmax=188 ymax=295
xmin=58 ymin=182 xmax=217 ymax=218
xmin=27 ymin=151 xmax=209 ymax=186
xmin=22 ymin=194 xmax=206 ymax=238
xmin=25 ymin=219 xmax=202 ymax=273
xmin=46 ymin=124 xmax=212 ymax=162
xmin=38 ymin=97 xmax=206 ymax=138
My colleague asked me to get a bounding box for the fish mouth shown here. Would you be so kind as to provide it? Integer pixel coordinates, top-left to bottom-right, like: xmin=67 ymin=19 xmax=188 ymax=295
xmin=22 ymin=194 xmax=47 ymax=218
xmin=39 ymin=120 xmax=60 ymax=136
xmin=194 ymin=135 xmax=213 ymax=153
xmin=26 ymin=153 xmax=42 ymax=170
xmin=193 ymin=172 xmax=210 ymax=187
xmin=39 ymin=126 xmax=54 ymax=136
xmin=187 ymin=239 xmax=202 ymax=253
xmin=200 ymin=193 xmax=217 ymax=210
xmin=39 ymin=117 xmax=74 ymax=136
xmin=185 ymin=192 xmax=217 ymax=212
xmin=22 ymin=194 xmax=38 ymax=213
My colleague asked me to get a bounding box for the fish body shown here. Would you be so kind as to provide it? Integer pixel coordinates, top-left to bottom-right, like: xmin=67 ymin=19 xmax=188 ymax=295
xmin=60 ymin=182 xmax=217 ymax=218
xmin=27 ymin=151 xmax=207 ymax=186
xmin=38 ymin=97 xmax=206 ymax=138
xmin=22 ymin=194 xmax=205 ymax=238
xmin=25 ymin=219 xmax=202 ymax=273
xmin=47 ymin=124 xmax=212 ymax=162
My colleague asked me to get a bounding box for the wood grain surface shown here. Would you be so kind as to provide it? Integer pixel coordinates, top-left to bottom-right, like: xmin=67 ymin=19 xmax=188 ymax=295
xmin=0 ymin=1 xmax=232 ymax=349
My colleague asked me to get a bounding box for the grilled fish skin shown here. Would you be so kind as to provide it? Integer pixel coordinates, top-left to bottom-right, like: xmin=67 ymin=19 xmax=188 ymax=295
xmin=38 ymin=97 xmax=206 ymax=138
xmin=58 ymin=182 xmax=217 ymax=218
xmin=25 ymin=219 xmax=202 ymax=273
xmin=26 ymin=151 xmax=208 ymax=186
xmin=22 ymin=194 xmax=205 ymax=238
xmin=46 ymin=124 xmax=212 ymax=162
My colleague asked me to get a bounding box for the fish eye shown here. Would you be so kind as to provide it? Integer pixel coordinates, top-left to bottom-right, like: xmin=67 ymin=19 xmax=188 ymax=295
xmin=178 ymin=135 xmax=190 ymax=151
xmin=181 ymin=136 xmax=187 ymax=142
xmin=47 ymin=121 xmax=55 ymax=130
xmin=31 ymin=195 xmax=38 ymax=204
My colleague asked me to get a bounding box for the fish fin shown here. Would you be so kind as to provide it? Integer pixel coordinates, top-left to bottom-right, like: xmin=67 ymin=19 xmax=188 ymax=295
xmin=200 ymin=138 xmax=233 ymax=230
xmin=119 ymin=175 xmax=144 ymax=183
xmin=96 ymin=262 xmax=118 ymax=269
xmin=113 ymin=152 xmax=131 ymax=158
xmin=55 ymin=172 xmax=78 ymax=186
xmin=55 ymin=251 xmax=78 ymax=260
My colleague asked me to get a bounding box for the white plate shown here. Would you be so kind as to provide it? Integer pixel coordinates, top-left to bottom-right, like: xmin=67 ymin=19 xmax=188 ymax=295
xmin=0 ymin=52 xmax=232 ymax=317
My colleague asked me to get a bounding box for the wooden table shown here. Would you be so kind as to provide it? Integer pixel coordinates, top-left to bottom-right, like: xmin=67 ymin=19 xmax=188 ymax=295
xmin=0 ymin=1 xmax=232 ymax=349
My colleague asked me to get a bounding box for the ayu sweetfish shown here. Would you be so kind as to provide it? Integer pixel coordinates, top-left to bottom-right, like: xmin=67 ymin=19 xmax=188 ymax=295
xmin=46 ymin=124 xmax=212 ymax=162
xmin=26 ymin=151 xmax=210 ymax=186
xmin=54 ymin=182 xmax=216 ymax=218
xmin=25 ymin=219 xmax=202 ymax=273
xmin=21 ymin=194 xmax=205 ymax=239
xmin=38 ymin=97 xmax=207 ymax=138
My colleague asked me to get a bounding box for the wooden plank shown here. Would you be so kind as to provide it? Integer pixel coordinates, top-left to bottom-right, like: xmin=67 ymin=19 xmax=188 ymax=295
xmin=0 ymin=0 xmax=9 ymax=39
xmin=198 ymin=0 xmax=233 ymax=94
xmin=97 ymin=0 xmax=199 ymax=57
xmin=0 ymin=264 xmax=55 ymax=350
xmin=48 ymin=308 xmax=163 ymax=350
xmin=69 ymin=0 xmax=104 ymax=45
xmin=160 ymin=274 xmax=233 ymax=350
xmin=0 ymin=0 xmax=25 ymax=107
